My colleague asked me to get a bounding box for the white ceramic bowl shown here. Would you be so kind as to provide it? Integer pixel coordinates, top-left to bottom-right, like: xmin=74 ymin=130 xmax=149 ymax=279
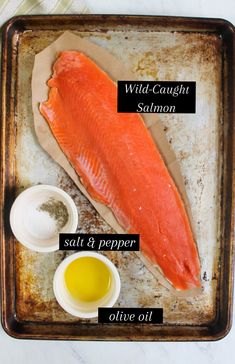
xmin=10 ymin=184 xmax=78 ymax=252
xmin=53 ymin=251 xmax=121 ymax=318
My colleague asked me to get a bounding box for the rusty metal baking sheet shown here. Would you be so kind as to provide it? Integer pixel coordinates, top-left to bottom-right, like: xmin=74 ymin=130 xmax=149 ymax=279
xmin=1 ymin=15 xmax=234 ymax=341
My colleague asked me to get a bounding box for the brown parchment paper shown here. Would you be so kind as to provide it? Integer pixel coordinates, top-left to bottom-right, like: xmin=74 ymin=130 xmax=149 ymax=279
xmin=32 ymin=31 xmax=197 ymax=294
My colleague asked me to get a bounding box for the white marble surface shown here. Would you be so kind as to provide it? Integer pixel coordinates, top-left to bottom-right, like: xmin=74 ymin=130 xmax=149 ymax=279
xmin=1 ymin=0 xmax=235 ymax=363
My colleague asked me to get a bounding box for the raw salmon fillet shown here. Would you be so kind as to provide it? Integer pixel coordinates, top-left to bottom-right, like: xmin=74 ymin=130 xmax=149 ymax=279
xmin=40 ymin=51 xmax=200 ymax=290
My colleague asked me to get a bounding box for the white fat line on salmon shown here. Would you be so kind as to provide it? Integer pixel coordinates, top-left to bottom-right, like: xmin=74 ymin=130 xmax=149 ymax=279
xmin=125 ymin=83 xmax=190 ymax=97
xmin=137 ymin=103 xmax=176 ymax=113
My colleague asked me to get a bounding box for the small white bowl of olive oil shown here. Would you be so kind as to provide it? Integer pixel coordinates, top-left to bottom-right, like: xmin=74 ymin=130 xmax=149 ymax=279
xmin=10 ymin=184 xmax=78 ymax=252
xmin=53 ymin=251 xmax=121 ymax=318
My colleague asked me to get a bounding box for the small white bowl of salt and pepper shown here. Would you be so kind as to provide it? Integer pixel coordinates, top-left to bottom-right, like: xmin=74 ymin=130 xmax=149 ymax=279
xmin=10 ymin=184 xmax=78 ymax=252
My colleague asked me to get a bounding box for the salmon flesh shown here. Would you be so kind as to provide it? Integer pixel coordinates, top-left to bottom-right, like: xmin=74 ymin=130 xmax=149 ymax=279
xmin=40 ymin=51 xmax=200 ymax=290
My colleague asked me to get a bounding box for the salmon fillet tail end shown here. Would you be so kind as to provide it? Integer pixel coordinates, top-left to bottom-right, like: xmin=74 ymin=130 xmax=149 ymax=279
xmin=39 ymin=51 xmax=201 ymax=291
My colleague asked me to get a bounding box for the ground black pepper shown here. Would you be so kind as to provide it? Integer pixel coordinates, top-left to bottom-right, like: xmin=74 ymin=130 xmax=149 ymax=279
xmin=37 ymin=197 xmax=69 ymax=231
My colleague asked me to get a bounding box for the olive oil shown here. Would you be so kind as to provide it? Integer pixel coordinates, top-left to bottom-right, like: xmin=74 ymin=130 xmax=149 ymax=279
xmin=64 ymin=257 xmax=111 ymax=302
